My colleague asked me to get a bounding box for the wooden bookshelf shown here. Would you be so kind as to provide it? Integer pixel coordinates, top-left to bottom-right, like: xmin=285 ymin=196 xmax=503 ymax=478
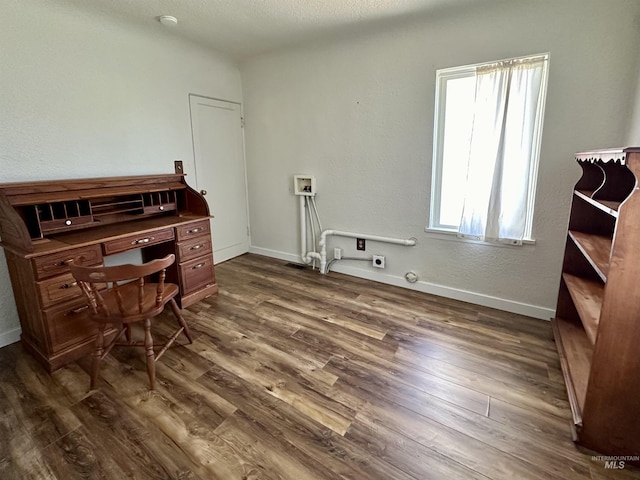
xmin=553 ymin=147 xmax=640 ymax=459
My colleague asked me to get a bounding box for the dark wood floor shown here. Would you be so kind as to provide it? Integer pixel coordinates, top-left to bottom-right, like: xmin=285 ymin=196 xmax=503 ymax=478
xmin=1 ymin=253 xmax=639 ymax=480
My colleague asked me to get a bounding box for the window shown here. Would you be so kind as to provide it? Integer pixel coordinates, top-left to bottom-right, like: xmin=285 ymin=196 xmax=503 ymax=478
xmin=429 ymin=53 xmax=549 ymax=244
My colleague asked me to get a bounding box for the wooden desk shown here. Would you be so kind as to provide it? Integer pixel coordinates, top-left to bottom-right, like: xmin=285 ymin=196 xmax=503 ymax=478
xmin=0 ymin=174 xmax=217 ymax=372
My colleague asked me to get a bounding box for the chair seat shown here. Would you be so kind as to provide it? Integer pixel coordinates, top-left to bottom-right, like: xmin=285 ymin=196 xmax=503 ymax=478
xmin=91 ymin=282 xmax=180 ymax=324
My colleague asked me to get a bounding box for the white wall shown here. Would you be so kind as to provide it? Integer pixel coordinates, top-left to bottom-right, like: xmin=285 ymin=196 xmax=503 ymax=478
xmin=626 ymin=48 xmax=640 ymax=145
xmin=241 ymin=0 xmax=640 ymax=319
xmin=0 ymin=0 xmax=242 ymax=345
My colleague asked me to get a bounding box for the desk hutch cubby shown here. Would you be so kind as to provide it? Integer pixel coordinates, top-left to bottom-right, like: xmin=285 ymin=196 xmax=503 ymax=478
xmin=553 ymin=147 xmax=640 ymax=457
xmin=0 ymin=173 xmax=217 ymax=372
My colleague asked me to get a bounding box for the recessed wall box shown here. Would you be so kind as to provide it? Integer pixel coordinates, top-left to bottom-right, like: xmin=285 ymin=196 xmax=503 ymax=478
xmin=373 ymin=255 xmax=385 ymax=268
xmin=294 ymin=175 xmax=316 ymax=196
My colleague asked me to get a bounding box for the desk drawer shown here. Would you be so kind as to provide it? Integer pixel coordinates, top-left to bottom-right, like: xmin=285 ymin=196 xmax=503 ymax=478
xmin=179 ymin=254 xmax=215 ymax=295
xmin=40 ymin=215 xmax=94 ymax=234
xmin=177 ymin=236 xmax=212 ymax=263
xmin=43 ymin=298 xmax=96 ymax=353
xmin=176 ymin=220 xmax=210 ymax=241
xmin=33 ymin=244 xmax=103 ymax=280
xmin=143 ymin=203 xmax=176 ymax=215
xmin=37 ymin=272 xmax=83 ymax=308
xmin=102 ymin=227 xmax=174 ymax=256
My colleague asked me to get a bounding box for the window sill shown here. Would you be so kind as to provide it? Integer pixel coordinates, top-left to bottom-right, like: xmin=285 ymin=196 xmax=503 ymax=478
xmin=424 ymin=228 xmax=536 ymax=247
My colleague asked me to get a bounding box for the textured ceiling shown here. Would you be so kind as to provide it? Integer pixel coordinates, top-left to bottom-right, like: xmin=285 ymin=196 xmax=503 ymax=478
xmin=58 ymin=0 xmax=492 ymax=61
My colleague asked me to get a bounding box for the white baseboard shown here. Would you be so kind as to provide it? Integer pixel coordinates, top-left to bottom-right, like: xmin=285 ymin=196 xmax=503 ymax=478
xmin=0 ymin=327 xmax=21 ymax=348
xmin=331 ymin=264 xmax=553 ymax=320
xmin=249 ymin=246 xmax=302 ymax=264
xmin=248 ymin=247 xmax=554 ymax=320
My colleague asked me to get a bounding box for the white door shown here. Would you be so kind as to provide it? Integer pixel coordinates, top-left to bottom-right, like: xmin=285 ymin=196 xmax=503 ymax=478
xmin=189 ymin=95 xmax=250 ymax=264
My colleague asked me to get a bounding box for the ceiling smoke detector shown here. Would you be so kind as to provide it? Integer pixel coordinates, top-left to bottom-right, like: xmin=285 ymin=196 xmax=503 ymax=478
xmin=159 ymin=15 xmax=178 ymax=27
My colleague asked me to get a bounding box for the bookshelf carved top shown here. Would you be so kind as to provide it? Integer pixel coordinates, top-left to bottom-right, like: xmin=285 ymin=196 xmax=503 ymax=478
xmin=575 ymin=147 xmax=640 ymax=165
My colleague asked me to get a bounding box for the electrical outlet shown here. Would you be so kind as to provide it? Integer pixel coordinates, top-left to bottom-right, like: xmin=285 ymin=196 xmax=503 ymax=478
xmin=334 ymin=247 xmax=342 ymax=260
xmin=356 ymin=238 xmax=366 ymax=251
xmin=373 ymin=255 xmax=385 ymax=268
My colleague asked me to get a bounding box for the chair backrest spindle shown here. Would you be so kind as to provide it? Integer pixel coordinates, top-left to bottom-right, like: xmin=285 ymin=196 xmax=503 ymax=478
xmin=69 ymin=254 xmax=176 ymax=324
xmin=156 ymin=269 xmax=166 ymax=307
xmin=138 ymin=277 xmax=145 ymax=314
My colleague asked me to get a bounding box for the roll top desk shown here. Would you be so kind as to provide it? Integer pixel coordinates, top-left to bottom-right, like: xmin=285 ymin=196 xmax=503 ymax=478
xmin=0 ymin=173 xmax=217 ymax=372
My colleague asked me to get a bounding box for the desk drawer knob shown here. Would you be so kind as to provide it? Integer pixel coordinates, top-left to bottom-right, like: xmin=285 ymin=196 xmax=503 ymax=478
xmin=131 ymin=236 xmax=154 ymax=245
xmin=159 ymin=206 xmax=165 ymax=211
xmin=192 ymin=262 xmax=205 ymax=270
xmin=59 ymin=282 xmax=78 ymax=289
xmin=65 ymin=220 xmax=72 ymax=226
xmin=56 ymin=259 xmax=75 ymax=266
xmin=190 ymin=244 xmax=203 ymax=251
xmin=66 ymin=305 xmax=89 ymax=316
xmin=187 ymin=227 xmax=202 ymax=234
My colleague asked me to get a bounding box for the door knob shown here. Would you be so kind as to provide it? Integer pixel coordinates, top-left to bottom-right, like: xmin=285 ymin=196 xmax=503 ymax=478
xmin=200 ymin=189 xmax=207 ymax=196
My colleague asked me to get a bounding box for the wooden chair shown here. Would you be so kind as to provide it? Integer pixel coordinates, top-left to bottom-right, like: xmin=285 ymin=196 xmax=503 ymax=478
xmin=69 ymin=254 xmax=193 ymax=390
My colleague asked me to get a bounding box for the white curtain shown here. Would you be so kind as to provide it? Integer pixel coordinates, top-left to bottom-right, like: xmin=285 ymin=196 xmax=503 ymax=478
xmin=458 ymin=58 xmax=545 ymax=244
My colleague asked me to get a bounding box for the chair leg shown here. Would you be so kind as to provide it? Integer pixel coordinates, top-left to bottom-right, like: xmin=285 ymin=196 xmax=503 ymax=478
xmin=169 ymin=298 xmax=193 ymax=344
xmin=143 ymin=318 xmax=156 ymax=390
xmin=90 ymin=323 xmax=106 ymax=390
